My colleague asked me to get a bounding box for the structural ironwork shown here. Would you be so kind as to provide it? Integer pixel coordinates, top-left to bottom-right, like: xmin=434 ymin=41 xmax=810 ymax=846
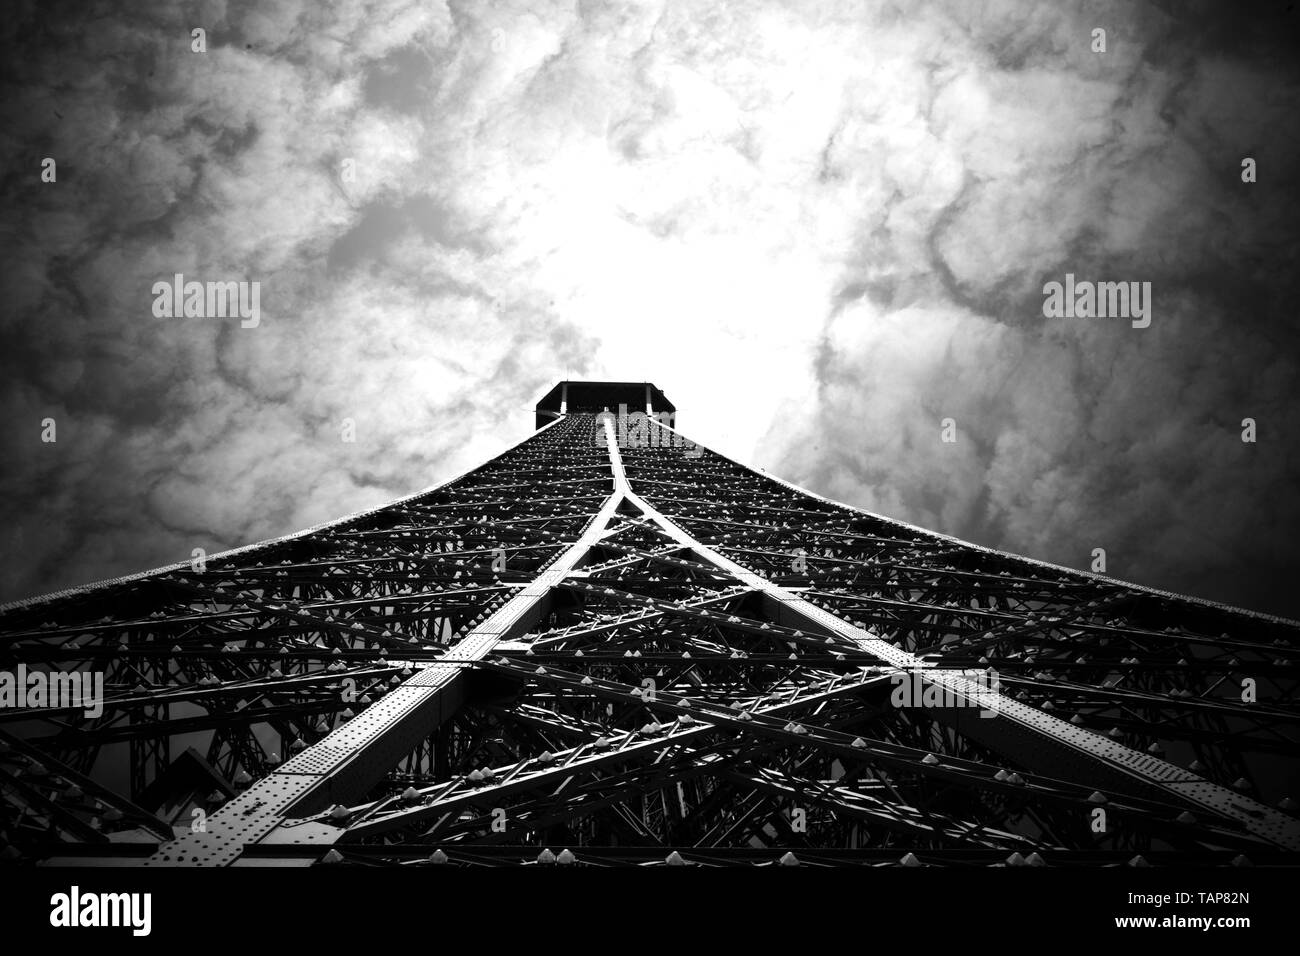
xmin=1 ymin=382 xmax=1297 ymax=867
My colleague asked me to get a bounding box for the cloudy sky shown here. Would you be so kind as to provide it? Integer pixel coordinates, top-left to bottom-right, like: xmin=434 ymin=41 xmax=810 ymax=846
xmin=1 ymin=0 xmax=1297 ymax=616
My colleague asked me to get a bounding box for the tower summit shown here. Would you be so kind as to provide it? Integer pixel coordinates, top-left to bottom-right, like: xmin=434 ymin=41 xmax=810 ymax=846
xmin=1 ymin=381 xmax=1297 ymax=866
xmin=533 ymin=380 xmax=675 ymax=428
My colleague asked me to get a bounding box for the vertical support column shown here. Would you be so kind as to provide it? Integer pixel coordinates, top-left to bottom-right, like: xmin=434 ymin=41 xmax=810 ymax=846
xmin=130 ymin=705 xmax=169 ymax=802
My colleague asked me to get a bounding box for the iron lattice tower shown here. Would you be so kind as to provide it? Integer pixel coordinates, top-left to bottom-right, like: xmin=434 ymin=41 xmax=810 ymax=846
xmin=1 ymin=381 xmax=1298 ymax=868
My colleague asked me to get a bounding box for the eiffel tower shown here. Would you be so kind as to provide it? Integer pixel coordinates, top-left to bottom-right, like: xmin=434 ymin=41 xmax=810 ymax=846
xmin=1 ymin=380 xmax=1297 ymax=868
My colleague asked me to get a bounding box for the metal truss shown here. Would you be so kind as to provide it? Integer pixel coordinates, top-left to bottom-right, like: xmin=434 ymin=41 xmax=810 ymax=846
xmin=1 ymin=396 xmax=1297 ymax=867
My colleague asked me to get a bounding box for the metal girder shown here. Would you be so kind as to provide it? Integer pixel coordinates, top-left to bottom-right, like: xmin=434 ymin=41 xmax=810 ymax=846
xmin=611 ymin=416 xmax=1300 ymax=850
xmin=138 ymin=427 xmax=626 ymax=865
xmin=3 ymin=393 xmax=1298 ymax=867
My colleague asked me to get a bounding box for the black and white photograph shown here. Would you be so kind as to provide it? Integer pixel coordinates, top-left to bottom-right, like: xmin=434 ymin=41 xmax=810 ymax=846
xmin=1 ymin=0 xmax=1296 ymax=940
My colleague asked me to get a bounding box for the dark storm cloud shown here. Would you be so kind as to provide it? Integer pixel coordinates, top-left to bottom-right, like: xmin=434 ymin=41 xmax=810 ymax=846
xmin=0 ymin=0 xmax=596 ymax=602
xmin=0 ymin=0 xmax=1297 ymax=618
xmin=763 ymin=1 xmax=1300 ymax=615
